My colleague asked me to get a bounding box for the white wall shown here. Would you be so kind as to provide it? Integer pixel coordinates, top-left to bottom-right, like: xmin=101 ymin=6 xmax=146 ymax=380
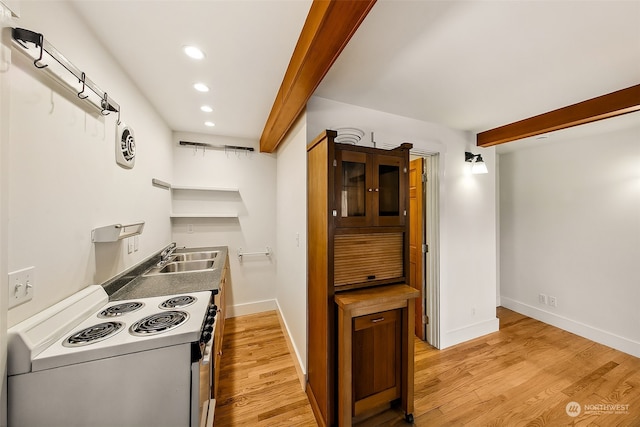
xmin=1 ymin=4 xmax=13 ymax=425
xmin=275 ymin=113 xmax=308 ymax=374
xmin=171 ymin=132 xmax=277 ymax=316
xmin=7 ymin=1 xmax=173 ymax=327
xmin=307 ymin=97 xmax=499 ymax=349
xmin=499 ymin=116 xmax=640 ymax=357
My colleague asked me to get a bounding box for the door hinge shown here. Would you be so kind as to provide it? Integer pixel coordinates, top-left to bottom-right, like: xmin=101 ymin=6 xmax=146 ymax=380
xmin=333 ymin=159 xmax=337 ymax=167
xmin=404 ymin=167 xmax=408 ymax=173
xmin=332 ymin=209 xmax=337 ymax=217
xmin=422 ymin=244 xmax=428 ymax=253
xmin=422 ymin=315 xmax=429 ymax=325
xmin=422 ymin=173 xmax=428 ymax=183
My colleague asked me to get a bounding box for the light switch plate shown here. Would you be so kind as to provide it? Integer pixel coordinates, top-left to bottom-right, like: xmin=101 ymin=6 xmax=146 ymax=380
xmin=8 ymin=266 xmax=35 ymax=309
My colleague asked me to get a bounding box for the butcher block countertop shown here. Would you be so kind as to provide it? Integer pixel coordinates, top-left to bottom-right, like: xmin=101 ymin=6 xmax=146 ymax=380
xmin=103 ymin=245 xmax=228 ymax=300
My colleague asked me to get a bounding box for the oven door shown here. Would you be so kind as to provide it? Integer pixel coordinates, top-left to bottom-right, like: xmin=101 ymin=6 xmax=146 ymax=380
xmin=192 ymin=318 xmax=216 ymax=427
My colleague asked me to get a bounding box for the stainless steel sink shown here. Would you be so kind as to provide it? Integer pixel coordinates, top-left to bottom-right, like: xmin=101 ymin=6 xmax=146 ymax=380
xmin=143 ymin=258 xmax=216 ymax=276
xmin=172 ymin=251 xmax=218 ymax=261
xmin=160 ymin=260 xmax=214 ymax=273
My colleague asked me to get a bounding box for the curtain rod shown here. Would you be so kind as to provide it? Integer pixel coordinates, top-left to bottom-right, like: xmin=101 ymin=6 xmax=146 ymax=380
xmin=179 ymin=140 xmax=255 ymax=152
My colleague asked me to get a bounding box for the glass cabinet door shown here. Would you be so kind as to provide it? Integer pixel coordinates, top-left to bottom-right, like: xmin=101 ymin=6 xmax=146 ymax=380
xmin=336 ymin=150 xmax=370 ymax=227
xmin=375 ymin=155 xmax=404 ymax=226
xmin=335 ymin=149 xmax=406 ymax=227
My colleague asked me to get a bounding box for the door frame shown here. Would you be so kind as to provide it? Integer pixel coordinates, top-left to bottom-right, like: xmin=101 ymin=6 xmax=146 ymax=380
xmin=410 ymin=152 xmax=440 ymax=348
xmin=423 ymin=154 xmax=440 ymax=348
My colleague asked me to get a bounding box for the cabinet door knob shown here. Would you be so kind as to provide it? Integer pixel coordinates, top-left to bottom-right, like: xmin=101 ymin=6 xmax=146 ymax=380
xmin=375 ymin=188 xmax=379 ymax=192
xmin=368 ymin=188 xmax=373 ymax=192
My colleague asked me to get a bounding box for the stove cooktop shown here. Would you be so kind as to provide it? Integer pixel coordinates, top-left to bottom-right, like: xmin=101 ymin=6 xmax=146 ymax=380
xmin=30 ymin=290 xmax=211 ymax=372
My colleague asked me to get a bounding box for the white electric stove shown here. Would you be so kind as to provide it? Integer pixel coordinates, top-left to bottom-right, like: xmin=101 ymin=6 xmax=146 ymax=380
xmin=7 ymin=284 xmax=217 ymax=427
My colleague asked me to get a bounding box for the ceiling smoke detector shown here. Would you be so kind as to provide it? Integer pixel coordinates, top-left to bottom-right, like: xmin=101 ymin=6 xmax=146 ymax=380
xmin=116 ymin=122 xmax=136 ymax=169
xmin=334 ymin=127 xmax=364 ymax=145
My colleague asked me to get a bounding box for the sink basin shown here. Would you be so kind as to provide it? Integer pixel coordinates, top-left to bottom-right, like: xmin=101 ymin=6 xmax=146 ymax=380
xmin=143 ymin=259 xmax=216 ymax=276
xmin=160 ymin=260 xmax=215 ymax=273
xmin=172 ymin=251 xmax=218 ymax=261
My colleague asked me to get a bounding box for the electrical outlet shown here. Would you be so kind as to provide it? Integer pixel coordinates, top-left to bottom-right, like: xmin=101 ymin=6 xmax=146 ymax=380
xmin=538 ymin=293 xmax=547 ymax=305
xmin=187 ymin=224 xmax=194 ymax=234
xmin=127 ymin=237 xmax=134 ymax=254
xmin=134 ymin=235 xmax=139 ymax=252
xmin=8 ymin=266 xmax=35 ymax=309
xmin=549 ymin=296 xmax=557 ymax=307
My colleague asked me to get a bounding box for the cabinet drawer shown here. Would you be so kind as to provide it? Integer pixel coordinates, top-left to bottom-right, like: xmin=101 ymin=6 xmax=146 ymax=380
xmin=354 ymin=309 xmax=399 ymax=331
xmin=334 ymin=233 xmax=403 ymax=288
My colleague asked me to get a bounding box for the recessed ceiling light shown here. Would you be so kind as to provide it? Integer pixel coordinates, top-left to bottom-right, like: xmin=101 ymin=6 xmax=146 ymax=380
xmin=183 ymin=45 xmax=205 ymax=60
xmin=200 ymin=105 xmax=213 ymax=113
xmin=204 ymin=121 xmax=215 ymax=127
xmin=193 ymin=83 xmax=209 ymax=92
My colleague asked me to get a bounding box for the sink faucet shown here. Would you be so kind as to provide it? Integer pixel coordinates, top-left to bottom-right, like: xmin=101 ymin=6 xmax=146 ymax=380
xmin=158 ymin=242 xmax=177 ymax=267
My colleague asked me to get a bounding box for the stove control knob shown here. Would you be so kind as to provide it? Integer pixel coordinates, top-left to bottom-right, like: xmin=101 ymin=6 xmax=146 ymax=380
xmin=205 ymin=325 xmax=213 ymax=334
xmin=200 ymin=332 xmax=212 ymax=344
xmin=206 ymin=315 xmax=216 ymax=324
xmin=208 ymin=305 xmax=218 ymax=315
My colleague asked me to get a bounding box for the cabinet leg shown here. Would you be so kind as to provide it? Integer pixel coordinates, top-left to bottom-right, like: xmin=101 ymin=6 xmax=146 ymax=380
xmin=405 ymin=413 xmax=414 ymax=424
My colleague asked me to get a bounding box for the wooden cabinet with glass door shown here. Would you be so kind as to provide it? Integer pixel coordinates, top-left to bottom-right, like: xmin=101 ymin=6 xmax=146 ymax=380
xmin=307 ymin=130 xmax=413 ymax=427
xmin=334 ymin=147 xmax=408 ymax=228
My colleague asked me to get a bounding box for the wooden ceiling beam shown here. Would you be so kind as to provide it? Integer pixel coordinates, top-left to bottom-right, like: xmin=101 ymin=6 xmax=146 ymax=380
xmin=259 ymin=0 xmax=377 ymax=153
xmin=477 ymin=84 xmax=640 ymax=147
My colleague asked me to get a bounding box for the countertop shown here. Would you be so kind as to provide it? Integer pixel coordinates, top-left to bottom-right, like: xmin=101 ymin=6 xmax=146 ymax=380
xmin=103 ymin=245 xmax=228 ymax=301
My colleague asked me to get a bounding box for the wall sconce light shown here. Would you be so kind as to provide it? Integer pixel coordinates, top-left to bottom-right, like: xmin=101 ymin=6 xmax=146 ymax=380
xmin=465 ymin=152 xmax=488 ymax=174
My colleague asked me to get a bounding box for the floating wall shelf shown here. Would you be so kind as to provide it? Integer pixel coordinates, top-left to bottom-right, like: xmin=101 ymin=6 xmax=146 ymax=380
xmin=171 ymin=185 xmax=239 ymax=193
xmin=152 ymin=178 xmax=241 ymax=219
xmin=169 ymin=213 xmax=238 ymax=219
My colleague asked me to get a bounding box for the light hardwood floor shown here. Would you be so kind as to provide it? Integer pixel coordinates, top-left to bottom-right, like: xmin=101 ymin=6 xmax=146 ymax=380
xmin=216 ymin=308 xmax=640 ymax=426
xmin=214 ymin=311 xmax=317 ymax=426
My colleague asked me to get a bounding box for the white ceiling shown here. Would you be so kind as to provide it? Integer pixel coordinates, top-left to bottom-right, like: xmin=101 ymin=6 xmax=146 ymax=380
xmin=71 ymin=0 xmax=640 ymax=145
xmin=70 ymin=0 xmax=313 ymax=140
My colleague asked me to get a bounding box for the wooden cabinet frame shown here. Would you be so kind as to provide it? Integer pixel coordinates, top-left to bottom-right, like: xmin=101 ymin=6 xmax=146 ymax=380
xmin=307 ymin=130 xmax=414 ymax=426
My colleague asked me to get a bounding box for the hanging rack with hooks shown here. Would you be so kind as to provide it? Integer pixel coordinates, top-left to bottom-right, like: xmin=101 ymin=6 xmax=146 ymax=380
xmin=11 ymin=27 xmax=121 ymax=120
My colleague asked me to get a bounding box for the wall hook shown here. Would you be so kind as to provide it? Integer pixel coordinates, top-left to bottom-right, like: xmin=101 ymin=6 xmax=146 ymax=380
xmin=116 ymin=108 xmax=122 ymax=126
xmin=77 ymin=72 xmax=89 ymax=99
xmin=33 ymin=33 xmax=48 ymax=69
xmin=100 ymin=93 xmax=110 ymax=116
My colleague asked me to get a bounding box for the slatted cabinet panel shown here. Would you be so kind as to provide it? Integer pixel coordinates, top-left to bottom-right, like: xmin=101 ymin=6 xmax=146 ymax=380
xmin=334 ymin=233 xmax=403 ymax=288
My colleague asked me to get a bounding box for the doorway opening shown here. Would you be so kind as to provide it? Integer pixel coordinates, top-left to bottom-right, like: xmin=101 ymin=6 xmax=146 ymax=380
xmin=409 ymin=153 xmax=440 ymax=349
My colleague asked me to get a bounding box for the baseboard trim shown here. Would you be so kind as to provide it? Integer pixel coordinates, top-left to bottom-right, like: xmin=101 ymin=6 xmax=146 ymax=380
xmin=440 ymin=317 xmax=500 ymax=349
xmin=227 ymin=299 xmax=277 ymax=318
xmin=275 ymin=300 xmax=307 ymax=391
xmin=501 ymin=296 xmax=640 ymax=358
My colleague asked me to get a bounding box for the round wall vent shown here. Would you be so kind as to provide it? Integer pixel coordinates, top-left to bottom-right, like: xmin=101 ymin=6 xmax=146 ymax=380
xmin=334 ymin=127 xmax=364 ymax=145
xmin=116 ymin=123 xmax=135 ymax=169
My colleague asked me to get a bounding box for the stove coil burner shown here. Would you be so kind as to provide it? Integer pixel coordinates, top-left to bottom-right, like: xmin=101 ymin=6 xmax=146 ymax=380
xmin=159 ymin=295 xmax=196 ymax=309
xmin=98 ymin=301 xmax=145 ymax=318
xmin=63 ymin=321 xmax=125 ymax=347
xmin=129 ymin=311 xmax=189 ymax=336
